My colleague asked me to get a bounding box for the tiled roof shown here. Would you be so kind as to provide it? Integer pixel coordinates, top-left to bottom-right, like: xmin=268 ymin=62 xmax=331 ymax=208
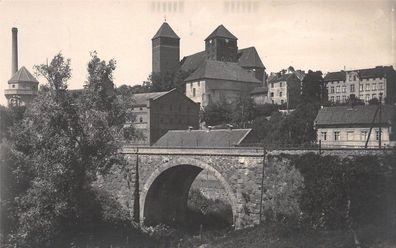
xmin=250 ymin=86 xmax=268 ymax=95
xmin=238 ymin=47 xmax=265 ymax=69
xmin=184 ymin=60 xmax=261 ymax=83
xmin=324 ymin=66 xmax=395 ymax=82
xmin=8 ymin=66 xmax=39 ymax=84
xmin=180 ymin=47 xmax=265 ymax=73
xmin=180 ymin=51 xmax=206 ymax=72
xmin=323 ymin=71 xmax=346 ymax=82
xmin=314 ymin=105 xmax=396 ymax=126
xmin=153 ymin=129 xmax=252 ymax=147
xmin=152 ymin=22 xmax=180 ymax=40
xmin=131 ymin=90 xmax=172 ymax=106
xmin=205 ymin=25 xmax=237 ymax=41
xmin=268 ymin=73 xmax=294 ymax=83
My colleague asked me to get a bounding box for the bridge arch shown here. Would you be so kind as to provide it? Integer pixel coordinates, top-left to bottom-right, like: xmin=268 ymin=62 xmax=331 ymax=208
xmin=140 ymin=157 xmax=241 ymax=228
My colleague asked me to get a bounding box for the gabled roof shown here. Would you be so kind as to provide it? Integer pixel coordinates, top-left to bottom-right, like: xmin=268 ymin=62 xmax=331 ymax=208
xmin=8 ymin=66 xmax=39 ymax=84
xmin=238 ymin=47 xmax=265 ymax=69
xmin=323 ymin=66 xmax=395 ymax=82
xmin=314 ymin=105 xmax=396 ymax=126
xmin=180 ymin=51 xmax=206 ymax=72
xmin=152 ymin=22 xmax=180 ymax=40
xmin=205 ymin=25 xmax=237 ymax=41
xmin=184 ymin=60 xmax=261 ymax=83
xmin=268 ymin=73 xmax=295 ymax=83
xmin=153 ymin=129 xmax=252 ymax=147
xmin=131 ymin=90 xmax=172 ymax=106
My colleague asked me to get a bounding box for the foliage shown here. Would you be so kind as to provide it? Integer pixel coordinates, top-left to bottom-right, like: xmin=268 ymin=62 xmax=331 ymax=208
xmin=0 ymin=105 xmax=25 ymax=141
xmin=301 ymin=70 xmax=325 ymax=105
xmin=2 ymin=52 xmax=137 ymax=247
xmin=202 ymin=101 xmax=232 ymax=126
xmin=150 ymin=69 xmax=191 ymax=93
xmin=261 ymin=158 xmax=304 ymax=222
xmin=294 ymin=153 xmax=395 ymax=230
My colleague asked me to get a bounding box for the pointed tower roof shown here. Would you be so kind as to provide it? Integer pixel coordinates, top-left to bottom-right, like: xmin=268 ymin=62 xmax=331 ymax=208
xmin=205 ymin=25 xmax=238 ymax=41
xmin=8 ymin=66 xmax=39 ymax=84
xmin=152 ymin=22 xmax=180 ymax=40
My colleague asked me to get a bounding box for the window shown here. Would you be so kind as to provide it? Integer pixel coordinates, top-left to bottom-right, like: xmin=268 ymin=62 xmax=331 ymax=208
xmin=342 ymin=85 xmax=346 ymax=93
xmin=193 ymin=88 xmax=196 ymax=97
xmin=376 ymin=130 xmax=382 ymax=141
xmin=350 ymin=84 xmax=355 ymax=92
xmin=12 ymin=84 xmax=15 ymax=88
xmin=281 ymin=100 xmax=284 ymax=104
xmin=197 ymin=81 xmax=200 ymax=87
xmin=270 ymin=92 xmax=274 ymax=97
xmin=372 ymin=83 xmax=376 ymax=90
xmin=361 ymin=131 xmax=368 ymax=141
xmin=139 ymin=117 xmax=143 ymax=123
xmin=372 ymin=94 xmax=376 ymax=99
xmin=365 ymin=94 xmax=370 ymax=101
xmin=359 ymin=84 xmax=364 ymax=91
xmin=331 ymin=86 xmax=335 ymax=93
xmin=271 ymin=83 xmax=274 ymax=88
xmin=336 ymin=96 xmax=340 ymax=102
xmin=330 ymin=96 xmax=335 ymax=102
xmin=280 ymin=82 xmax=283 ymax=87
xmin=365 ymin=84 xmax=370 ymax=91
xmin=334 ymin=131 xmax=340 ymax=141
xmin=347 ymin=131 xmax=354 ymax=141
xmin=225 ymin=38 xmax=229 ymax=43
xmin=342 ymin=95 xmax=346 ymax=102
xmin=359 ymin=94 xmax=363 ymax=99
xmin=336 ymin=86 xmax=340 ymax=93
xmin=139 ymin=107 xmax=143 ymax=110
xmin=279 ymin=92 xmax=283 ymax=97
xmin=190 ymin=83 xmax=193 ymax=89
xmin=378 ymin=82 xmax=384 ymax=90
xmin=321 ymin=132 xmax=327 ymax=141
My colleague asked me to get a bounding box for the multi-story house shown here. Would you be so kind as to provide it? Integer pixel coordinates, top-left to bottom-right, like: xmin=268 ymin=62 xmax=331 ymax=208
xmin=267 ymin=73 xmax=301 ymax=108
xmin=128 ymin=89 xmax=200 ymax=145
xmin=314 ymin=105 xmax=396 ymax=148
xmin=324 ymin=66 xmax=396 ymax=104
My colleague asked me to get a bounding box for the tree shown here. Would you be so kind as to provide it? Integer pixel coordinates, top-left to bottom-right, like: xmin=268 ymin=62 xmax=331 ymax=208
xmin=150 ymin=69 xmax=192 ymax=93
xmin=4 ymin=52 xmax=136 ymax=247
xmin=202 ymin=101 xmax=232 ymax=126
xmin=301 ymin=70 xmax=325 ymax=105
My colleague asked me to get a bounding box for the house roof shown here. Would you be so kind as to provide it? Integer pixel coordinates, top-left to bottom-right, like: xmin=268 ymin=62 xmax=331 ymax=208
xmin=131 ymin=90 xmax=172 ymax=106
xmin=184 ymin=60 xmax=261 ymax=83
xmin=250 ymin=86 xmax=268 ymax=95
xmin=268 ymin=73 xmax=294 ymax=83
xmin=205 ymin=25 xmax=237 ymax=41
xmin=8 ymin=66 xmax=39 ymax=84
xmin=153 ymin=129 xmax=252 ymax=147
xmin=237 ymin=47 xmax=265 ymax=69
xmin=314 ymin=105 xmax=396 ymax=126
xmin=323 ymin=66 xmax=395 ymax=82
xmin=180 ymin=51 xmax=206 ymax=72
xmin=152 ymin=22 xmax=180 ymax=40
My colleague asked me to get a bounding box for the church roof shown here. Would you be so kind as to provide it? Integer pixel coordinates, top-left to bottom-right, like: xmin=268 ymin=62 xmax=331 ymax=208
xmin=238 ymin=47 xmax=265 ymax=69
xmin=180 ymin=47 xmax=265 ymax=73
xmin=153 ymin=129 xmax=253 ymax=147
xmin=8 ymin=66 xmax=39 ymax=84
xmin=205 ymin=25 xmax=237 ymax=41
xmin=184 ymin=60 xmax=261 ymax=83
xmin=152 ymin=22 xmax=180 ymax=40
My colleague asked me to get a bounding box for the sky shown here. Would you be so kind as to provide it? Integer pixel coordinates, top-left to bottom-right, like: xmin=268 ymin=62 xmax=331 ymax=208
xmin=1 ymin=0 xmax=395 ymax=106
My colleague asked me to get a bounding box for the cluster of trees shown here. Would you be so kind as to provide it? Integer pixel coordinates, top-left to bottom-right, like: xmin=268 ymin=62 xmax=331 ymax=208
xmin=0 ymin=52 xmax=140 ymax=247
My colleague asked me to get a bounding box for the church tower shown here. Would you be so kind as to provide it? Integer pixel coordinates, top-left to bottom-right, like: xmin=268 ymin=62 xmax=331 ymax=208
xmin=205 ymin=25 xmax=238 ymax=62
xmin=152 ymin=22 xmax=180 ymax=74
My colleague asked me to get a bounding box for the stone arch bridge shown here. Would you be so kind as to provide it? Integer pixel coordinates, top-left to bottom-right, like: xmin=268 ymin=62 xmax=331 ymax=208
xmin=97 ymin=147 xmax=392 ymax=229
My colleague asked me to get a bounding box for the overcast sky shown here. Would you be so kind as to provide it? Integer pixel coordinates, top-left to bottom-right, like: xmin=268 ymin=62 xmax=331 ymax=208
xmin=1 ymin=0 xmax=395 ymax=105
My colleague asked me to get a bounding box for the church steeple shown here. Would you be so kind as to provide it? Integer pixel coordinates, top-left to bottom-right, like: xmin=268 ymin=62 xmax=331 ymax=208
xmin=152 ymin=22 xmax=180 ymax=74
xmin=205 ymin=25 xmax=238 ymax=62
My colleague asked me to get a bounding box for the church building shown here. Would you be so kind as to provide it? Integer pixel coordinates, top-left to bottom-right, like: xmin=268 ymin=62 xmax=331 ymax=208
xmin=152 ymin=22 xmax=266 ymax=107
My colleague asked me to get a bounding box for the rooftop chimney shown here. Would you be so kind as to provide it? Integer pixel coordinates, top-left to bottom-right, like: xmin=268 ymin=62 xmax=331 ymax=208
xmin=11 ymin=27 xmax=18 ymax=76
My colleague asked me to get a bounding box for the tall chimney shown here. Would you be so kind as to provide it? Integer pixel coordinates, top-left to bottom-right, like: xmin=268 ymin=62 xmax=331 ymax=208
xmin=11 ymin=27 xmax=18 ymax=76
